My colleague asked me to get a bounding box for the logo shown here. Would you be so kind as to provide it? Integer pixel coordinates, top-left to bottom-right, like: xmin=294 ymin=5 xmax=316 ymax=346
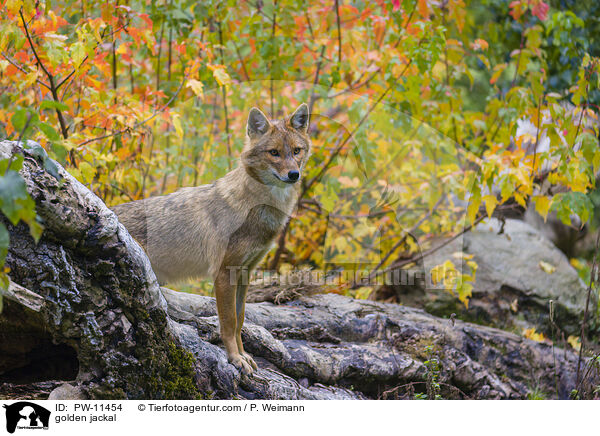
xmin=3 ymin=402 xmax=50 ymax=433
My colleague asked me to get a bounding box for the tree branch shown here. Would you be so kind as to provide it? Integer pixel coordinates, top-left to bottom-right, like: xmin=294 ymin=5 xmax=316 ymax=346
xmin=334 ymin=0 xmax=342 ymax=65
xmin=20 ymin=9 xmax=69 ymax=139
xmin=0 ymin=51 xmax=50 ymax=90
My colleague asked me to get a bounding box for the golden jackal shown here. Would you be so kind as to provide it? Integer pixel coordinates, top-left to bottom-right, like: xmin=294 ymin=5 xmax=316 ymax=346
xmin=113 ymin=104 xmax=311 ymax=374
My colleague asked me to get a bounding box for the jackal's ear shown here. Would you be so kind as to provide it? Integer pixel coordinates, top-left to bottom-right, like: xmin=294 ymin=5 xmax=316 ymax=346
xmin=289 ymin=103 xmax=310 ymax=133
xmin=247 ymin=107 xmax=271 ymax=138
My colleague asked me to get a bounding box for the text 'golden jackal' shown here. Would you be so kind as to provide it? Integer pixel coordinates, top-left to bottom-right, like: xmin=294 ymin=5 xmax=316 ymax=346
xmin=113 ymin=103 xmax=311 ymax=374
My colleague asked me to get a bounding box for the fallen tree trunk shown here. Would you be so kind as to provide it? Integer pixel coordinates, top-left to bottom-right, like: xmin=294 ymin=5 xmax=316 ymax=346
xmin=0 ymin=140 xmax=597 ymax=400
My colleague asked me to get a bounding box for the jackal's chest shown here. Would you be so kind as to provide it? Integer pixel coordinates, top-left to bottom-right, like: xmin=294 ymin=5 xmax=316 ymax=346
xmin=228 ymin=204 xmax=289 ymax=250
xmin=249 ymin=204 xmax=289 ymax=242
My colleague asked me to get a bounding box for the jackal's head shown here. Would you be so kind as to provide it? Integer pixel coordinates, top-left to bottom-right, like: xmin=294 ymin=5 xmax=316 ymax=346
xmin=242 ymin=103 xmax=311 ymax=187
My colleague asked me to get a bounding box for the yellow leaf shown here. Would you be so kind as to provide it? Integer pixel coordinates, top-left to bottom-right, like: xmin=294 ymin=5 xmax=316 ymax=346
xmin=490 ymin=67 xmax=504 ymax=85
xmin=172 ymin=114 xmax=184 ymax=139
xmin=466 ymin=260 xmax=478 ymax=273
xmin=71 ymin=41 xmax=86 ymax=66
xmin=431 ymin=260 xmax=455 ymax=285
xmin=523 ymin=327 xmax=546 ymax=342
xmin=539 ymin=260 xmax=556 ymax=274
xmin=23 ymin=71 xmax=38 ymax=87
xmin=514 ymin=192 xmax=527 ymax=208
xmin=208 ymin=64 xmax=232 ymax=86
xmin=467 ymin=194 xmax=481 ymax=225
xmin=186 ymin=79 xmax=204 ymax=99
xmin=69 ymin=168 xmax=82 ymax=180
xmin=456 ymin=280 xmax=473 ymax=309
xmin=116 ymin=43 xmax=129 ymax=55
xmin=89 ymin=19 xmax=105 ymax=45
xmin=533 ymin=195 xmax=552 ymax=222
xmin=430 ymin=264 xmax=444 ymax=285
xmin=354 ymin=286 xmax=373 ymax=300
xmin=567 ymin=335 xmax=581 ymax=351
xmin=570 ymin=258 xmax=583 ymax=269
xmin=6 ymin=0 xmax=23 ymax=15
xmin=482 ymin=195 xmax=498 ymax=218
xmin=79 ymin=162 xmax=95 ymax=182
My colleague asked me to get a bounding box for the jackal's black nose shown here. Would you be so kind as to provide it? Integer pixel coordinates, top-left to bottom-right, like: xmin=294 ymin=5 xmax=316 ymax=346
xmin=288 ymin=170 xmax=300 ymax=181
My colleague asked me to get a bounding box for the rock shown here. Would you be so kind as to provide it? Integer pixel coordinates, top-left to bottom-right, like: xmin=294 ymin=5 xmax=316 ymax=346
xmin=48 ymin=383 xmax=88 ymax=400
xmin=0 ymin=381 xmax=64 ymax=400
xmin=163 ymin=288 xmax=592 ymax=399
xmin=375 ymin=218 xmax=592 ymax=338
xmin=0 ymin=141 xmax=597 ymax=399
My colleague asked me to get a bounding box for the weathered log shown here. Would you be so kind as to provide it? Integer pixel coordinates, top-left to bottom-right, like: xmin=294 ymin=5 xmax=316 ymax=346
xmin=0 ymin=140 xmax=597 ymax=400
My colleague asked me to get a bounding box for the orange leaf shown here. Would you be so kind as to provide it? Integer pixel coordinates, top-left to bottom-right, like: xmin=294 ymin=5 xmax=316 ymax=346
xmin=417 ymin=0 xmax=429 ymax=18
xmin=531 ymin=0 xmax=549 ymax=21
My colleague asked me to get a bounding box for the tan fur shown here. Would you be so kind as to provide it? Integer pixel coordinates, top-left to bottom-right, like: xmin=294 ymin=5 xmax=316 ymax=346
xmin=112 ymin=104 xmax=311 ymax=374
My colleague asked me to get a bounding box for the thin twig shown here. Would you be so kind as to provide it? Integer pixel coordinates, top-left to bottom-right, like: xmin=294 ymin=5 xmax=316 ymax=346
xmin=20 ymin=9 xmax=69 ymax=139
xmin=308 ymin=45 xmax=326 ymax=114
xmin=380 ymin=214 xmax=487 ymax=276
xmin=303 ymin=59 xmax=413 ymax=196
xmin=304 ymin=10 xmax=314 ymax=39
xmin=270 ymin=0 xmax=278 ymax=117
xmin=232 ymin=39 xmax=250 ymax=81
xmin=571 ymin=83 xmax=589 ymax=151
xmin=575 ymin=231 xmax=600 ymax=387
xmin=442 ymin=10 xmax=459 ymax=146
xmin=334 ymin=0 xmax=342 ymax=65
xmin=353 ymin=196 xmax=445 ymax=288
xmin=530 ymin=93 xmax=543 ymax=183
xmin=0 ymin=52 xmax=50 ymax=90
xmin=218 ymin=22 xmax=232 ymax=170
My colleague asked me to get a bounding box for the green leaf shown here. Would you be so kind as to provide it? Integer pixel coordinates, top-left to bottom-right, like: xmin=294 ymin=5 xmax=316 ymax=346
xmin=79 ymin=161 xmax=95 ymax=182
xmin=0 ymin=169 xmax=42 ymax=242
xmin=0 ymin=171 xmax=30 ymax=225
xmin=40 ymin=100 xmax=69 ymax=112
xmin=11 ymin=109 xmax=26 ymax=131
xmin=0 ymin=154 xmax=23 ymax=174
xmin=38 ymin=122 xmax=61 ymax=142
xmin=551 ymin=192 xmax=593 ymax=226
xmin=27 ymin=143 xmax=61 ymax=180
xmin=11 ymin=109 xmax=38 ymax=136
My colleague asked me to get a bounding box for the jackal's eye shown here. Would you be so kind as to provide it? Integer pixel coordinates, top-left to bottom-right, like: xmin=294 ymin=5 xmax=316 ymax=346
xmin=293 ymin=147 xmax=302 ymax=155
xmin=268 ymin=149 xmax=280 ymax=157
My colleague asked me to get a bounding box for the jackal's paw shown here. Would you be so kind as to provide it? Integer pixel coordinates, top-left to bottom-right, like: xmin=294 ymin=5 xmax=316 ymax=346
xmin=241 ymin=352 xmax=258 ymax=370
xmin=228 ymin=353 xmax=255 ymax=375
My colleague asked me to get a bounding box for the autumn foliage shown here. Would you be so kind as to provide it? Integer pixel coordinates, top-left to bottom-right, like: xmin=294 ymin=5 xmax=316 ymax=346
xmin=0 ymin=0 xmax=598 ymax=307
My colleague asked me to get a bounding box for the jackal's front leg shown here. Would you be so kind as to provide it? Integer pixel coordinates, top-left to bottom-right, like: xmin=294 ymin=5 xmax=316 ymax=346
xmin=215 ymin=267 xmax=254 ymax=375
xmin=235 ymin=278 xmax=257 ymax=371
